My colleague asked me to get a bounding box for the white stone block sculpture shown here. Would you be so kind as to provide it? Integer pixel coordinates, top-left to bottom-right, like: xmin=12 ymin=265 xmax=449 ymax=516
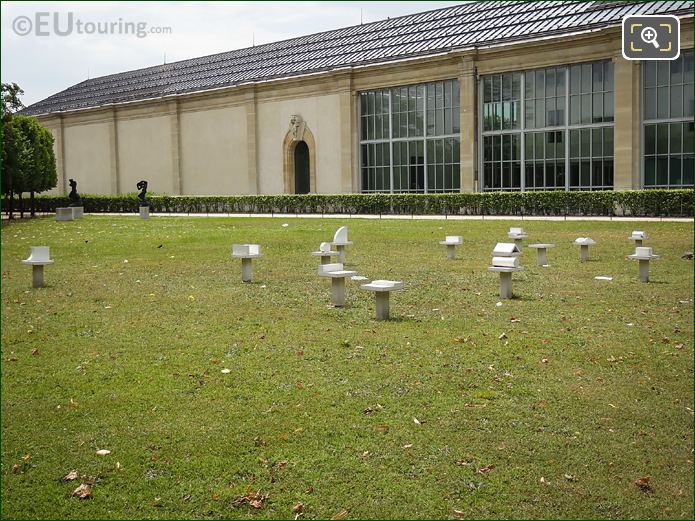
xmin=439 ymin=235 xmax=463 ymax=260
xmin=629 ymin=230 xmax=649 ymax=247
xmin=489 ymin=246 xmax=523 ymax=299
xmin=55 ymin=207 xmax=74 ymax=221
xmin=360 ymin=280 xmax=405 ymax=320
xmin=317 ymin=262 xmax=358 ymax=307
xmin=528 ymin=243 xmax=555 ymax=266
xmin=628 ymin=246 xmax=660 ymax=282
xmin=232 ymin=244 xmax=262 ymax=282
xmin=311 ymin=242 xmax=339 ymax=265
xmin=573 ymin=237 xmax=597 ymax=262
xmin=507 ymin=227 xmax=528 ymax=250
xmin=331 ymin=226 xmax=353 ymax=263
xmin=21 ymin=246 xmax=54 ymax=288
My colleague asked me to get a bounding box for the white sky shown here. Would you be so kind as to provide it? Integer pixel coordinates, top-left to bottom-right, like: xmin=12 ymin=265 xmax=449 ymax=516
xmin=1 ymin=1 xmax=459 ymax=107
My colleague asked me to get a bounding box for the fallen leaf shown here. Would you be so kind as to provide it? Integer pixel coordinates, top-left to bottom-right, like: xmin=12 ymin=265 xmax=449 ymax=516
xmin=11 ymin=464 xmax=21 ymax=474
xmin=221 ymin=368 xmax=231 ymax=374
xmin=234 ymin=489 xmax=268 ymax=509
xmin=455 ymin=459 xmax=471 ymax=466
xmin=453 ymin=509 xmax=466 ymax=519
xmin=331 ymin=509 xmax=349 ymax=520
xmin=254 ymin=436 xmax=267 ymax=446
xmin=153 ymin=497 xmax=163 ymax=507
xmin=72 ymin=484 xmax=92 ymax=499
xmin=403 ymin=444 xmax=413 ymax=449
xmin=476 ymin=464 xmax=496 ymax=474
xmin=540 ymin=476 xmax=548 ymax=484
xmin=31 ymin=348 xmax=39 ymax=356
xmin=64 ymin=470 xmax=79 ymax=481
xmin=21 ymin=454 xmax=30 ymax=461
xmin=635 ymin=476 xmax=653 ymax=492
xmin=273 ymin=460 xmax=288 ymax=470
xmin=498 ymin=332 xmax=507 ymax=340
xmin=541 ymin=358 xmax=549 ymax=364
xmin=96 ymin=449 xmax=111 ymax=456
xmin=413 ymin=417 xmax=422 ymax=425
xmin=293 ymin=501 xmax=304 ymax=514
xmin=564 ymin=474 xmax=577 ymax=482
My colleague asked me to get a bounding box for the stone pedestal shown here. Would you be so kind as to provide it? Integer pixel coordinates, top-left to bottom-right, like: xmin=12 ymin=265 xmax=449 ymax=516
xmin=499 ymin=271 xmax=512 ymax=299
xmin=241 ymin=258 xmax=253 ymax=283
xmin=335 ymin=244 xmax=347 ymax=264
xmin=139 ymin=206 xmax=150 ymax=219
xmin=446 ymin=244 xmax=456 ymax=260
xmin=331 ymin=277 xmax=346 ymax=307
xmin=375 ymin=291 xmax=390 ymax=320
xmin=579 ymin=244 xmax=590 ymax=262
xmin=528 ymin=244 xmax=555 ymax=266
xmin=639 ymin=259 xmax=650 ymax=282
xmin=32 ymin=265 xmax=45 ymax=288
xmin=71 ymin=206 xmax=84 ymax=218
xmin=56 ymin=208 xmax=74 ymax=221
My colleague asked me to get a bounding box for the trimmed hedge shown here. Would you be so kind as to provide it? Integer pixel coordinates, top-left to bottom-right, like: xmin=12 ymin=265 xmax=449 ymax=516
xmin=19 ymin=189 xmax=694 ymax=217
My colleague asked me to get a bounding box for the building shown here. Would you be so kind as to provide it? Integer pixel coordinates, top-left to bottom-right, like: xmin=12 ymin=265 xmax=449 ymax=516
xmin=23 ymin=1 xmax=694 ymax=196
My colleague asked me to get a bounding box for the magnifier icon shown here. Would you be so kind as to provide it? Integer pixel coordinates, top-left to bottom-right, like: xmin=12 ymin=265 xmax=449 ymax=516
xmin=641 ymin=26 xmax=660 ymax=49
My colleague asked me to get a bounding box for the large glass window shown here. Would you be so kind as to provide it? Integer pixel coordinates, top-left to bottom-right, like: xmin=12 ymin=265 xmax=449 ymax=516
xmin=642 ymin=50 xmax=694 ymax=188
xmin=359 ymin=80 xmax=460 ymax=193
xmin=481 ymin=60 xmax=614 ymax=191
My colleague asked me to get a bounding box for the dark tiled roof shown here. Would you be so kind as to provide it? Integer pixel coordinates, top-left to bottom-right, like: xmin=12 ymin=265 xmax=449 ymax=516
xmin=24 ymin=1 xmax=692 ymax=116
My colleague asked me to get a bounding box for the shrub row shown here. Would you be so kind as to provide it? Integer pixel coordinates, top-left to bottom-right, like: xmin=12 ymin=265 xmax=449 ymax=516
xmin=24 ymin=189 xmax=694 ymax=217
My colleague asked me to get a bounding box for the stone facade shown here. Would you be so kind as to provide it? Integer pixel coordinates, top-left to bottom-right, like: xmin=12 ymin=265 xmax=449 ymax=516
xmin=37 ymin=20 xmax=694 ymax=196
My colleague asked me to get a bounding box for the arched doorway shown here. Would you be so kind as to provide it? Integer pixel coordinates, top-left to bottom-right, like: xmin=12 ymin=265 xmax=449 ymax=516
xmin=294 ymin=141 xmax=310 ymax=194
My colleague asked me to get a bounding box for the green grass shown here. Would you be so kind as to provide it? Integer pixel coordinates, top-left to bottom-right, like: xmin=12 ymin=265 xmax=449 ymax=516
xmin=1 ymin=216 xmax=693 ymax=520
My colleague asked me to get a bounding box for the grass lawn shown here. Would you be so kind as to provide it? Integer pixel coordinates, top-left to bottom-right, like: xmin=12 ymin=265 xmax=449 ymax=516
xmin=1 ymin=216 xmax=693 ymax=520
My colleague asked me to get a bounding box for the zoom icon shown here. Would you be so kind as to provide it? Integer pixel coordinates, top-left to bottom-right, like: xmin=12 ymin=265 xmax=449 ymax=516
xmin=622 ymin=15 xmax=680 ymax=60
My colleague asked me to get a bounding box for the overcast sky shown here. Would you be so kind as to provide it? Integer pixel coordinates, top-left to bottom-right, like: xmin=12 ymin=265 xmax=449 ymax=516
xmin=2 ymin=1 xmax=459 ymax=107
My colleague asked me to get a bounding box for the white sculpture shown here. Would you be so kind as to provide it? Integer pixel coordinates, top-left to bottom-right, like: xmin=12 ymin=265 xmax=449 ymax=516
xmin=311 ymin=242 xmax=339 ymax=265
xmin=507 ymin=227 xmax=528 ymax=250
xmin=573 ymin=237 xmax=597 ymax=262
xmin=629 ymin=231 xmax=649 ymax=247
xmin=628 ymin=246 xmax=660 ymax=282
xmin=22 ymin=246 xmax=54 ymax=288
xmin=360 ymin=280 xmax=405 ymax=320
xmin=231 ymin=244 xmax=262 ymax=282
xmin=488 ymin=243 xmax=523 ymax=299
xmin=330 ymin=226 xmax=353 ymax=263
xmin=289 ymin=115 xmax=306 ymax=141
xmin=528 ymin=243 xmax=555 ymax=266
xmin=55 ymin=207 xmax=74 ymax=221
xmin=317 ymin=262 xmax=357 ymax=307
xmin=439 ymin=236 xmax=463 ymax=260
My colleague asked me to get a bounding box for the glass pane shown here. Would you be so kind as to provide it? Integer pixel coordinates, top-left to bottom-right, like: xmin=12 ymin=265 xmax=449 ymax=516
xmin=491 ymin=75 xmax=500 ymax=102
xmin=656 ymin=156 xmax=668 ymax=185
xmin=512 ymin=73 xmax=521 ymax=100
xmin=557 ymin=67 xmax=566 ymax=95
xmin=684 ymin=83 xmax=694 ymax=117
xmin=581 ymin=94 xmax=591 ymax=125
xmin=592 ymin=93 xmax=603 ymax=123
xmin=657 ymin=61 xmax=669 ymax=85
xmin=535 ymin=132 xmax=544 ymax=159
xmin=581 ymin=63 xmax=591 ymax=93
xmin=644 ymin=61 xmax=657 ymax=88
xmin=525 ymin=133 xmax=534 ymax=159
xmin=683 ymin=157 xmax=693 ymax=185
xmin=535 ymin=69 xmax=545 ymax=98
xmin=570 ymin=161 xmax=580 ymax=186
xmin=671 ymin=57 xmax=683 ymax=84
xmin=556 ymin=131 xmax=566 ymax=158
xmin=657 ymin=86 xmax=669 ymax=119
xmin=512 ymin=135 xmax=520 ymax=161
xmin=525 ymin=71 xmax=535 ymax=99
xmin=684 ymin=51 xmax=694 ymax=82
xmin=502 ymin=74 xmax=512 ymax=101
xmin=644 ymin=124 xmax=656 ymax=155
xmin=603 ymin=92 xmax=614 ymax=122
xmin=570 ymin=95 xmax=580 ymax=125
xmin=592 ymin=161 xmax=603 ymax=187
xmin=547 ymin=68 xmax=556 ymax=96
xmin=570 ymin=64 xmax=581 ymax=95
xmin=603 ymin=161 xmax=614 ymax=188
xmin=546 ymin=97 xmax=556 ymax=126
xmin=684 ymin=123 xmax=694 ymax=154
xmin=670 ymin=85 xmax=683 ymax=118
xmin=546 ymin=132 xmax=555 ymax=159
xmin=669 ymin=157 xmax=682 ymax=185
xmin=644 ymin=157 xmax=656 ymax=186
xmin=656 ymin=123 xmax=668 ymax=155
xmin=525 ymin=101 xmax=535 ymax=128
xmin=556 ymin=96 xmax=566 ymax=125
xmin=604 ymin=61 xmax=613 ymax=91
xmin=580 ymin=129 xmax=590 ymax=157
xmin=644 ymin=87 xmax=656 ymax=120
xmin=580 ymin=160 xmax=590 ymax=186
xmin=535 ymin=99 xmax=545 ymax=127
xmin=592 ymin=62 xmax=603 ymax=92
xmin=570 ymin=129 xmax=580 ymax=157
xmin=670 ymin=123 xmax=682 ymax=153
xmin=604 ymin=128 xmax=613 ymax=158
xmin=592 ymin=128 xmax=602 ymax=157
xmin=525 ymin=164 xmax=535 ymax=188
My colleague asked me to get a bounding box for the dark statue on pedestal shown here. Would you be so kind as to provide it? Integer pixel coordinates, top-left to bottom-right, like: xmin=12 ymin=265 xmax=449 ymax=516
xmin=68 ymin=179 xmax=81 ymax=207
xmin=137 ymin=180 xmax=148 ymax=207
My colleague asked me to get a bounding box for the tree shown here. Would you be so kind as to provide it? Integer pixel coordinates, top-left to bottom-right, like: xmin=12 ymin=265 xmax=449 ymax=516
xmin=2 ymin=82 xmax=26 ymax=219
xmin=12 ymin=116 xmax=57 ymax=217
